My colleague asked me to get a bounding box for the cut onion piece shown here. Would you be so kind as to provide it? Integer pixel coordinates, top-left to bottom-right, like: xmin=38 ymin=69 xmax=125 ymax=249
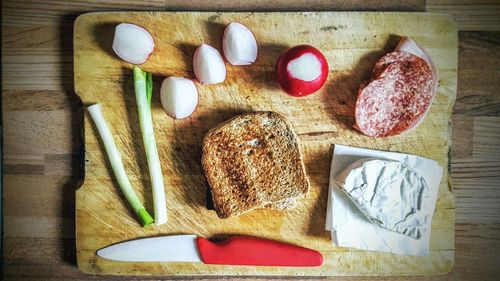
xmin=112 ymin=23 xmax=155 ymax=64
xmin=193 ymin=44 xmax=226 ymax=84
xmin=222 ymin=22 xmax=258 ymax=65
xmin=160 ymin=77 xmax=199 ymax=119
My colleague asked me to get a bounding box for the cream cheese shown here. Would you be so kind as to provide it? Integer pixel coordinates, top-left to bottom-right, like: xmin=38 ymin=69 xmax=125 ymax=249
xmin=336 ymin=158 xmax=430 ymax=239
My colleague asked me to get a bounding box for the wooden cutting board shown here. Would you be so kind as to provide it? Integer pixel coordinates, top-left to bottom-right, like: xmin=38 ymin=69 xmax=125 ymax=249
xmin=74 ymin=11 xmax=457 ymax=276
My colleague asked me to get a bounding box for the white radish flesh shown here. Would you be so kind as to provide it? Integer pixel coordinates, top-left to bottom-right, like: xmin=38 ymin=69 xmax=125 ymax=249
xmin=160 ymin=77 xmax=199 ymax=119
xmin=112 ymin=23 xmax=155 ymax=64
xmin=193 ymin=44 xmax=226 ymax=84
xmin=287 ymin=53 xmax=322 ymax=81
xmin=222 ymin=22 xmax=258 ymax=65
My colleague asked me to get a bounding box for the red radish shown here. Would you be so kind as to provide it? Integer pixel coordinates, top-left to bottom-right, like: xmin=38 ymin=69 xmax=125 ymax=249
xmin=193 ymin=44 xmax=226 ymax=84
xmin=276 ymin=45 xmax=329 ymax=97
xmin=112 ymin=23 xmax=155 ymax=64
xmin=222 ymin=22 xmax=258 ymax=65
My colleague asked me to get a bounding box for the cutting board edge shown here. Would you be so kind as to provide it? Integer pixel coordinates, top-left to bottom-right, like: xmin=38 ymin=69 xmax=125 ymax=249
xmin=74 ymin=259 xmax=455 ymax=277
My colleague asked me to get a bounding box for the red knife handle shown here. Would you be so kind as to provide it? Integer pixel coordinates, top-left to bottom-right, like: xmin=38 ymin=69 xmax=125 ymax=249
xmin=196 ymin=236 xmax=323 ymax=267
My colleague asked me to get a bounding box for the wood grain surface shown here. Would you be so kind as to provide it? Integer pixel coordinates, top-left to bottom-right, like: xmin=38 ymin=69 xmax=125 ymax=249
xmin=427 ymin=0 xmax=500 ymax=30
xmin=2 ymin=0 xmax=500 ymax=280
xmin=74 ymin=11 xmax=456 ymax=276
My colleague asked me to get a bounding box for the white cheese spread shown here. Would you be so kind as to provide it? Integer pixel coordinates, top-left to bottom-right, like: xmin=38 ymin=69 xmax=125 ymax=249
xmin=336 ymin=158 xmax=430 ymax=239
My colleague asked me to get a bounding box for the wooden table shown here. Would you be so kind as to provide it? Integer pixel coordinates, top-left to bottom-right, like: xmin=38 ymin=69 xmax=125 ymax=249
xmin=2 ymin=1 xmax=499 ymax=280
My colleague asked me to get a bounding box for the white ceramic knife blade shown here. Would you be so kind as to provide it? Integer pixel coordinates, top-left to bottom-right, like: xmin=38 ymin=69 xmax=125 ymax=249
xmin=97 ymin=235 xmax=323 ymax=266
xmin=96 ymin=234 xmax=202 ymax=262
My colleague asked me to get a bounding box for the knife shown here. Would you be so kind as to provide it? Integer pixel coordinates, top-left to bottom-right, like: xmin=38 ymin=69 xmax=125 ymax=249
xmin=97 ymin=235 xmax=323 ymax=267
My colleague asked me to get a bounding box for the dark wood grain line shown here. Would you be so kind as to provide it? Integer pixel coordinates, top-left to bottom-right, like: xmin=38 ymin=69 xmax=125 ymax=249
xmin=427 ymin=0 xmax=500 ymax=31
xmin=2 ymin=0 xmax=426 ymax=25
xmin=2 ymin=91 xmax=82 ymax=111
xmin=298 ymin=131 xmax=339 ymax=137
xmin=454 ymin=31 xmax=500 ymax=116
xmin=451 ymin=115 xmax=473 ymax=159
xmin=44 ymin=154 xmax=84 ymax=177
xmin=3 ymin=175 xmax=78 ymax=218
xmin=3 ymin=164 xmax=44 ymax=175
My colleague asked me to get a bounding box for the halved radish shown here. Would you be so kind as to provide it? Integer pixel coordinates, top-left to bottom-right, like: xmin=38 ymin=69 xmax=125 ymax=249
xmin=276 ymin=45 xmax=329 ymax=97
xmin=222 ymin=22 xmax=258 ymax=65
xmin=160 ymin=77 xmax=199 ymax=119
xmin=112 ymin=23 xmax=155 ymax=65
xmin=193 ymin=44 xmax=226 ymax=84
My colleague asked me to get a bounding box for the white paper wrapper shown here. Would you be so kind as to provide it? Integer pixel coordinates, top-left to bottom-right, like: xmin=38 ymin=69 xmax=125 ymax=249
xmin=325 ymin=145 xmax=443 ymax=256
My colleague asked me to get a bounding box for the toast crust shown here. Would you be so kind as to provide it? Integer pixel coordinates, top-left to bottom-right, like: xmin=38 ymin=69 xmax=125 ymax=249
xmin=202 ymin=111 xmax=310 ymax=218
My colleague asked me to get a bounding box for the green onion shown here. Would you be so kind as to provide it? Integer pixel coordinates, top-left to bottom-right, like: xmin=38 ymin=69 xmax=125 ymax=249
xmin=87 ymin=104 xmax=154 ymax=227
xmin=133 ymin=66 xmax=168 ymax=225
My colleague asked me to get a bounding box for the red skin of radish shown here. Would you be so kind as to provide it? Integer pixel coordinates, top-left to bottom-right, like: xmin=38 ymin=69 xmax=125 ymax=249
xmin=276 ymin=45 xmax=329 ymax=97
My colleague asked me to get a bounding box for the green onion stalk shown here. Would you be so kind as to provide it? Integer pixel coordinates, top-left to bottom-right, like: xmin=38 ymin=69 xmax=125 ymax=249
xmin=133 ymin=66 xmax=168 ymax=225
xmin=87 ymin=104 xmax=154 ymax=227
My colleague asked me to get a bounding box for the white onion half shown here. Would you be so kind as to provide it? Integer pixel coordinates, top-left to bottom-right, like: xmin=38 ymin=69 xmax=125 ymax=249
xmin=193 ymin=44 xmax=226 ymax=84
xmin=112 ymin=23 xmax=155 ymax=64
xmin=222 ymin=22 xmax=258 ymax=65
xmin=160 ymin=77 xmax=198 ymax=119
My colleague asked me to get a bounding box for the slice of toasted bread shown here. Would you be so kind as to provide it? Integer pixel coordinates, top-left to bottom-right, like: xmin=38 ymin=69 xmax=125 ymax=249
xmin=202 ymin=111 xmax=310 ymax=218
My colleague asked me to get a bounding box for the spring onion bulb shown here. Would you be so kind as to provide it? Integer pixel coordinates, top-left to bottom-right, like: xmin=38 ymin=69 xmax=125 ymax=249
xmin=87 ymin=104 xmax=154 ymax=227
xmin=133 ymin=66 xmax=168 ymax=225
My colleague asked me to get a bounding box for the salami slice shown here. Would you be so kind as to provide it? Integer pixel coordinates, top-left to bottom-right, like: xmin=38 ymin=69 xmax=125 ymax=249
xmin=354 ymin=38 xmax=436 ymax=138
